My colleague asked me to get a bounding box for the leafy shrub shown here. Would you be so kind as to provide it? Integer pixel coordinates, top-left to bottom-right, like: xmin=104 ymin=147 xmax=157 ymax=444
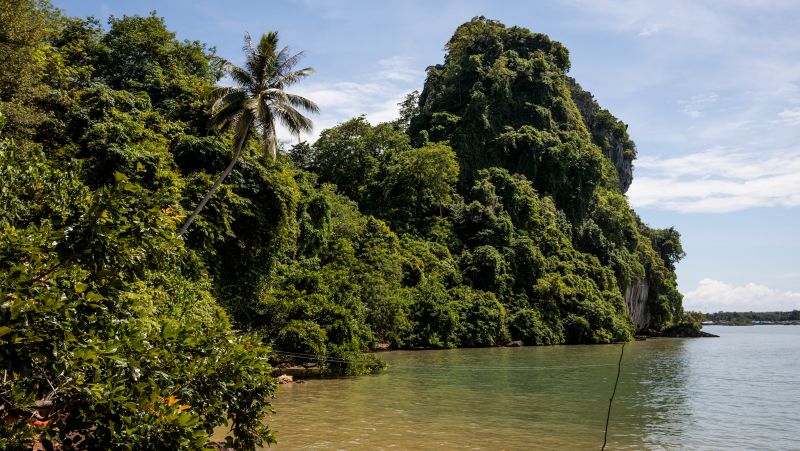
xmin=510 ymin=308 xmax=562 ymax=345
xmin=0 ymin=144 xmax=275 ymax=449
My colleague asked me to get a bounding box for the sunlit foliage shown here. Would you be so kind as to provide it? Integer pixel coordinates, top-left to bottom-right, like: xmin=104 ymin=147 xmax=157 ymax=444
xmin=0 ymin=8 xmax=688 ymax=449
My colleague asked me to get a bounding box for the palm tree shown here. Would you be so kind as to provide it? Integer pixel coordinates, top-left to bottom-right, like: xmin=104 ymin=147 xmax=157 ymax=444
xmin=178 ymin=32 xmax=318 ymax=236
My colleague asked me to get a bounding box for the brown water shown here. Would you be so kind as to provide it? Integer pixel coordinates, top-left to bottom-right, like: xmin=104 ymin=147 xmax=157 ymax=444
xmin=261 ymin=326 xmax=800 ymax=450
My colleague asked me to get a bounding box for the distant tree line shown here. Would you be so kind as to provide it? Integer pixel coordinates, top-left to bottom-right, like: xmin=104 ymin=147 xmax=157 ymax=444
xmin=704 ymin=311 xmax=800 ymax=324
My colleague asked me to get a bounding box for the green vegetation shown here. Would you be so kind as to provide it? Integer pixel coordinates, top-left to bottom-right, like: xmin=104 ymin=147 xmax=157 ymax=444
xmin=704 ymin=311 xmax=800 ymax=325
xmin=179 ymin=31 xmax=318 ymax=235
xmin=1 ymin=5 xmax=688 ymax=449
xmin=407 ymin=17 xmax=687 ymax=333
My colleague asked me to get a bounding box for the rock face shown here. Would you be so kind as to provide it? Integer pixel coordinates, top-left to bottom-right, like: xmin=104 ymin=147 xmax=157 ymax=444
xmin=624 ymin=279 xmax=650 ymax=333
xmin=567 ymin=78 xmax=636 ymax=193
xmin=569 ymin=78 xmax=651 ymax=331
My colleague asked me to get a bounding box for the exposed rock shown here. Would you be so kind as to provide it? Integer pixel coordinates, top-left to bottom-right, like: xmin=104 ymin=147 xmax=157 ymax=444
xmin=506 ymin=340 xmax=524 ymax=347
xmin=662 ymin=327 xmax=720 ymax=338
xmin=376 ymin=342 xmax=391 ymax=350
xmin=624 ymin=279 xmax=650 ymax=334
xmin=567 ymin=78 xmax=636 ymax=193
xmin=277 ymin=374 xmax=293 ymax=384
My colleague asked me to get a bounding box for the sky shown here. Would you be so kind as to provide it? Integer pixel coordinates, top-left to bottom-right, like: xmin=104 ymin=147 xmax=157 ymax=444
xmin=55 ymin=0 xmax=800 ymax=313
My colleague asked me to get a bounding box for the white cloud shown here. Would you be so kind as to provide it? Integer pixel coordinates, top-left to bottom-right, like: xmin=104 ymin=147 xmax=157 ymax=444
xmin=559 ymin=0 xmax=800 ymax=154
xmin=679 ymin=93 xmax=719 ymax=119
xmin=638 ymin=23 xmax=666 ymax=37
xmin=684 ymin=278 xmax=800 ymax=312
xmin=375 ymin=56 xmax=424 ymax=83
xmin=559 ymin=0 xmax=730 ymax=42
xmin=275 ymin=55 xmax=423 ymax=144
xmin=628 ymin=148 xmax=800 ymax=213
xmin=777 ymin=108 xmax=800 ymax=126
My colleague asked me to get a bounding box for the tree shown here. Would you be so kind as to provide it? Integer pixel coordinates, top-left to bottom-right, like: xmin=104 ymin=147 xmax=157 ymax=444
xmin=0 ymin=0 xmax=54 ymax=137
xmin=392 ymin=90 xmax=420 ymax=131
xmin=643 ymin=225 xmax=685 ymax=272
xmin=308 ymin=117 xmax=410 ymax=204
xmin=0 ymin=139 xmax=277 ymax=449
xmin=376 ymin=142 xmax=459 ymax=234
xmin=178 ymin=32 xmax=318 ymax=236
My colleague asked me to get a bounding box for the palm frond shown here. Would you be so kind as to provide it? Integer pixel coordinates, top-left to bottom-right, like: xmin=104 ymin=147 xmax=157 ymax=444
xmin=258 ymin=32 xmax=280 ymax=57
xmin=264 ymin=88 xmax=291 ymax=105
xmin=272 ymin=101 xmax=314 ymax=134
xmin=285 ymin=93 xmax=320 ymax=114
xmin=251 ymin=32 xmax=279 ymax=77
xmin=270 ymin=51 xmax=306 ymax=84
xmin=243 ymin=97 xmax=261 ymax=118
xmin=271 ymin=67 xmax=315 ymax=88
xmin=245 ymin=48 xmax=266 ymax=84
xmin=224 ymin=63 xmax=255 ymax=89
xmin=273 ymin=45 xmax=292 ymax=68
xmin=244 ymin=32 xmax=275 ymax=83
xmin=209 ymin=90 xmax=247 ymax=130
xmin=208 ymin=30 xmax=317 ymax=162
xmin=242 ymin=32 xmax=253 ymax=52
xmin=206 ymin=85 xmax=236 ymax=104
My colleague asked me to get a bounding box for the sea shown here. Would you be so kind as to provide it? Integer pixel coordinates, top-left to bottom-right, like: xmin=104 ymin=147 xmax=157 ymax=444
xmin=263 ymin=326 xmax=799 ymax=450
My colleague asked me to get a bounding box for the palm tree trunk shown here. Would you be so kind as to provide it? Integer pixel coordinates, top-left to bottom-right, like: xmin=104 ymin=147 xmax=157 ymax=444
xmin=269 ymin=126 xmax=278 ymax=162
xmin=178 ymin=125 xmax=250 ymax=236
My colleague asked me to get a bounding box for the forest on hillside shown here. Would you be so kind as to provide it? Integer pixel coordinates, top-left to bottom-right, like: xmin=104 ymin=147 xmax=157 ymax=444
xmin=1 ymin=2 xmax=693 ymax=449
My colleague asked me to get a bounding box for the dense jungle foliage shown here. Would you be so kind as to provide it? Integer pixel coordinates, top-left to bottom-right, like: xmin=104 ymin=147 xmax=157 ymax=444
xmin=1 ymin=3 xmax=689 ymax=448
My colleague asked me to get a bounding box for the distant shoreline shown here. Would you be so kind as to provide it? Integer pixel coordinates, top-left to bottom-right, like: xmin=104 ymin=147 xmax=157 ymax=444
xmin=701 ymin=311 xmax=800 ymax=326
xmin=703 ymin=321 xmax=800 ymax=326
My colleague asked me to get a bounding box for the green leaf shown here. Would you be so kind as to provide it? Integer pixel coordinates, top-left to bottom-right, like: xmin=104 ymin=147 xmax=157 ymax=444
xmin=0 ymin=326 xmax=11 ymax=337
xmin=86 ymin=292 xmax=105 ymax=302
xmin=176 ymin=412 xmax=196 ymax=427
xmin=75 ymin=282 xmax=89 ymax=293
xmin=162 ymin=322 xmax=178 ymax=341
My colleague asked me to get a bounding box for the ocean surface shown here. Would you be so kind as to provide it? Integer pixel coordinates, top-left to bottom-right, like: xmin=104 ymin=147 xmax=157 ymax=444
xmin=264 ymin=326 xmax=799 ymax=450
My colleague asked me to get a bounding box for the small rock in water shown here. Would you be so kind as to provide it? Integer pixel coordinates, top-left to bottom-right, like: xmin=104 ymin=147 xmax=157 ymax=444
xmin=277 ymin=374 xmax=293 ymax=384
xmin=506 ymin=340 xmax=524 ymax=347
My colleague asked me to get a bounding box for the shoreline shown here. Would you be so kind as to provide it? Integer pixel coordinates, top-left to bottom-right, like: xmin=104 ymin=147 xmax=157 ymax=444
xmin=702 ymin=322 xmax=800 ymax=326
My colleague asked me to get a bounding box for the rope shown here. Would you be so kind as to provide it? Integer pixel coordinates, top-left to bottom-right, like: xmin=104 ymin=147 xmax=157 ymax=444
xmin=602 ymin=342 xmax=625 ymax=451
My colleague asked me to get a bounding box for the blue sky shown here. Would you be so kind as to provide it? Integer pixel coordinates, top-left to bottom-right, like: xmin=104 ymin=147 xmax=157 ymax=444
xmin=56 ymin=0 xmax=800 ymax=312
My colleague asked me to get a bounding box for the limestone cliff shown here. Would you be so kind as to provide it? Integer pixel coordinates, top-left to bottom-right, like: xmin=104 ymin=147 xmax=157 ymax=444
xmin=568 ymin=78 xmax=636 ymax=193
xmin=568 ymin=79 xmax=658 ymax=331
xmin=409 ymin=17 xmax=684 ymax=339
xmin=624 ymin=279 xmax=650 ymax=333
